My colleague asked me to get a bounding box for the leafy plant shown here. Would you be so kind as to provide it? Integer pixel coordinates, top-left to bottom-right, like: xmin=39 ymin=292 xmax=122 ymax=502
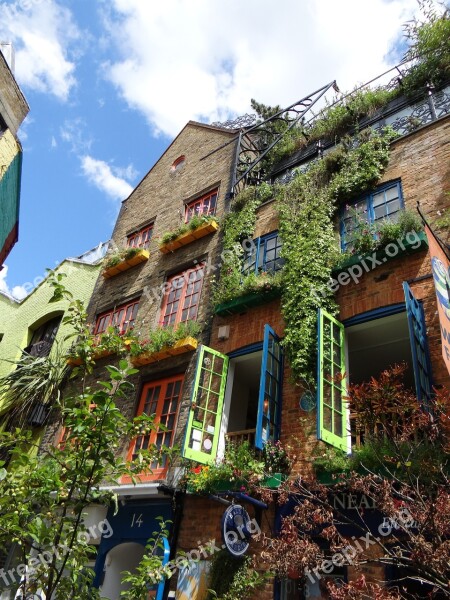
xmin=129 ymin=321 xmax=202 ymax=357
xmin=262 ymin=440 xmax=293 ymax=475
xmin=0 ymin=279 xmax=171 ymax=599
xmin=185 ymin=442 xmax=265 ymax=493
xmin=160 ymin=214 xmax=217 ymax=244
xmin=207 ymin=551 xmax=269 ymax=600
xmin=103 ymin=246 xmax=141 ymax=269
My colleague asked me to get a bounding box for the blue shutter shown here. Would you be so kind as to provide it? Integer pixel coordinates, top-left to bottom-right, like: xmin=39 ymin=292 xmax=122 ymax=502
xmin=155 ymin=537 xmax=170 ymax=600
xmin=403 ymin=282 xmax=433 ymax=405
xmin=255 ymin=324 xmax=283 ymax=449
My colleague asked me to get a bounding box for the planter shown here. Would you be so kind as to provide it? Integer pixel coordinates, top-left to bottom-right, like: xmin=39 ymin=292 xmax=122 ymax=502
xmin=262 ymin=473 xmax=288 ymax=488
xmin=159 ymin=220 xmax=219 ymax=253
xmin=66 ymin=347 xmax=116 ymax=366
xmin=315 ymin=470 xmax=350 ymax=485
xmin=214 ymin=288 xmax=281 ymax=316
xmin=187 ymin=477 xmax=246 ymax=494
xmin=131 ymin=337 xmax=198 ymax=367
xmin=332 ymin=231 xmax=428 ymax=277
xmin=102 ymin=249 xmax=149 ymax=278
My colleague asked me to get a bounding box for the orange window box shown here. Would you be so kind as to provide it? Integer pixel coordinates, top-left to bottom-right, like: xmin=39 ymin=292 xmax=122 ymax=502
xmin=66 ymin=347 xmax=116 ymax=366
xmin=159 ymin=220 xmax=219 ymax=254
xmin=103 ymin=249 xmax=149 ymax=278
xmin=131 ymin=337 xmax=198 ymax=367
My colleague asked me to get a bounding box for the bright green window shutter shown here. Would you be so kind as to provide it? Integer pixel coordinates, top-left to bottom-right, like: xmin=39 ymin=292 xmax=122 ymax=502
xmin=182 ymin=345 xmax=229 ymax=464
xmin=317 ymin=309 xmax=349 ymax=452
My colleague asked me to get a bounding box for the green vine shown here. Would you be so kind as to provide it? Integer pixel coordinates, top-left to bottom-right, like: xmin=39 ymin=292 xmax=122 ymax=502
xmin=216 ymin=127 xmax=396 ymax=386
xmin=278 ymin=127 xmax=397 ymax=384
xmin=207 ymin=550 xmax=269 ymax=600
xmin=212 ymin=183 xmax=273 ymax=305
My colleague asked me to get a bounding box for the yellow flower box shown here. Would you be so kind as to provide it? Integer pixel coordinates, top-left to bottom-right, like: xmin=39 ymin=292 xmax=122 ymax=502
xmin=103 ymin=249 xmax=149 ymax=278
xmin=159 ymin=220 xmax=219 ymax=254
xmin=131 ymin=337 xmax=198 ymax=367
xmin=66 ymin=347 xmax=116 ymax=366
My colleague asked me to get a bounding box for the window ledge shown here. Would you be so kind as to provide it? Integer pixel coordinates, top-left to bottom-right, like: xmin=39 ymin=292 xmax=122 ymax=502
xmin=332 ymin=231 xmax=428 ymax=277
xmin=214 ymin=288 xmax=281 ymax=316
xmin=159 ymin=220 xmax=219 ymax=253
xmin=102 ymin=249 xmax=149 ymax=278
xmin=130 ymin=336 xmax=198 ymax=367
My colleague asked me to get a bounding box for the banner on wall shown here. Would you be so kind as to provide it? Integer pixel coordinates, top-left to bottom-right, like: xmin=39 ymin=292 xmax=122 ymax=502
xmin=426 ymin=224 xmax=450 ymax=376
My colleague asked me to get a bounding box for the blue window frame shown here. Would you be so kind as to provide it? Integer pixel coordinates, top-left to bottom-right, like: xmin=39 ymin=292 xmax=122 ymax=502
xmin=403 ymin=282 xmax=433 ymax=406
xmin=255 ymin=324 xmax=283 ymax=450
xmin=242 ymin=230 xmax=284 ymax=276
xmin=340 ymin=180 xmax=404 ymax=251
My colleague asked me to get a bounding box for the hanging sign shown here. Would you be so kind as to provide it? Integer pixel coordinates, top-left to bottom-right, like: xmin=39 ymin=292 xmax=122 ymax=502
xmin=221 ymin=504 xmax=252 ymax=557
xmin=426 ymin=224 xmax=450 ymax=375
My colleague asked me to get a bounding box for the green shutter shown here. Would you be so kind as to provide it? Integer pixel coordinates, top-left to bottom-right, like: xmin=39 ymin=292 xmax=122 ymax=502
xmin=317 ymin=309 xmax=349 ymax=452
xmin=182 ymin=345 xmax=229 ymax=464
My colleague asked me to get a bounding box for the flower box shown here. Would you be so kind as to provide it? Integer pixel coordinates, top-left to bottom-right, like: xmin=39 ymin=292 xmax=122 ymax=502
xmin=102 ymin=249 xmax=149 ymax=278
xmin=159 ymin=220 xmax=219 ymax=254
xmin=332 ymin=231 xmax=428 ymax=277
xmin=262 ymin=473 xmax=288 ymax=488
xmin=131 ymin=337 xmax=198 ymax=367
xmin=214 ymin=288 xmax=281 ymax=316
xmin=187 ymin=477 xmax=246 ymax=494
xmin=66 ymin=348 xmax=116 ymax=366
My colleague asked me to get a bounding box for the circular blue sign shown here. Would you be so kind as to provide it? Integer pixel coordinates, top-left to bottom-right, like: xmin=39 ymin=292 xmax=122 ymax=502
xmin=221 ymin=504 xmax=252 ymax=557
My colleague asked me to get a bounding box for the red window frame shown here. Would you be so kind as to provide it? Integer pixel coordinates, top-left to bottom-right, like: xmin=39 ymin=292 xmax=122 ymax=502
xmin=94 ymin=300 xmax=139 ymax=335
xmin=127 ymin=224 xmax=153 ymax=249
xmin=159 ymin=264 xmax=204 ymax=327
xmin=123 ymin=375 xmax=184 ymax=482
xmin=185 ymin=188 xmax=218 ymax=222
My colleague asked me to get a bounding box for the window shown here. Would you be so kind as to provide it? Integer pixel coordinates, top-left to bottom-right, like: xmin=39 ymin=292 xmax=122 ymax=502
xmin=126 ymin=376 xmax=183 ymax=481
xmin=25 ymin=315 xmax=62 ymax=357
xmin=171 ymin=155 xmax=185 ymax=172
xmin=127 ymin=224 xmax=153 ymax=249
xmin=317 ymin=284 xmax=433 ymax=451
xmin=242 ymin=231 xmax=284 ymax=276
xmin=182 ymin=324 xmax=283 ymax=464
xmin=185 ymin=189 xmax=218 ymax=222
xmin=340 ymin=180 xmax=403 ymax=251
xmin=160 ymin=264 xmax=204 ymax=326
xmin=94 ymin=300 xmax=139 ymax=335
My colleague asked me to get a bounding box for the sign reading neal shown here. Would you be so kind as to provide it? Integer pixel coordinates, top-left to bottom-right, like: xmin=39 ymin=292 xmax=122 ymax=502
xmin=221 ymin=504 xmax=252 ymax=557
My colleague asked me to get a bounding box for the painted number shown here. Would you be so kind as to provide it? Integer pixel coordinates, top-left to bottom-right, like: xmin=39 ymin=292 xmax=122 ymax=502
xmin=131 ymin=513 xmax=144 ymax=528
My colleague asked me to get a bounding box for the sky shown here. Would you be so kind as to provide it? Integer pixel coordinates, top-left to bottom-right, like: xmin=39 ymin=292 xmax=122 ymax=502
xmin=0 ymin=0 xmax=421 ymax=300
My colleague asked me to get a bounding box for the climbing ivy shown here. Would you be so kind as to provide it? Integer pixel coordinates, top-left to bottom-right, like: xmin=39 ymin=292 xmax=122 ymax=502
xmin=215 ymin=127 xmax=396 ymax=386
xmin=278 ymin=127 xmax=397 ymax=385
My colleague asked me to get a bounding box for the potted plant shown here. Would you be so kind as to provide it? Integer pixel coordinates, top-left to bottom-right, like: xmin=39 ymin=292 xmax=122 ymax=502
xmin=159 ymin=215 xmax=219 ymax=253
xmin=102 ymin=246 xmax=149 ymax=278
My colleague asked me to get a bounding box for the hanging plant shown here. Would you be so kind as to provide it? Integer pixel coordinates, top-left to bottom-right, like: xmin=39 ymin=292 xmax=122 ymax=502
xmin=278 ymin=127 xmax=397 ymax=385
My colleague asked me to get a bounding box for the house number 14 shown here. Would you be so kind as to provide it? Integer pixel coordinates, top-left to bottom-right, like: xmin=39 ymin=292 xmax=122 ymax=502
xmin=131 ymin=513 xmax=144 ymax=528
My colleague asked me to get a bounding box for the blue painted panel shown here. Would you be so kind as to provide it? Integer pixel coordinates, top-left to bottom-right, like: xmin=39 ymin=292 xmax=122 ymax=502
xmin=403 ymin=281 xmax=433 ymax=404
xmin=256 ymin=324 xmax=283 ymax=449
xmin=93 ymin=500 xmax=172 ymax=588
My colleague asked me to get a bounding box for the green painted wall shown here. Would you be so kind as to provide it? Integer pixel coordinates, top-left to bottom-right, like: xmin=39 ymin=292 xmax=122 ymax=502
xmin=0 ymin=258 xmax=101 ymax=378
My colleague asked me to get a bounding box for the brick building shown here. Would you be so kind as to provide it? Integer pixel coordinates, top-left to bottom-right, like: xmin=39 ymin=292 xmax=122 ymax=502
xmin=9 ymin=68 xmax=447 ymax=599
xmin=0 ymin=44 xmax=29 ymax=268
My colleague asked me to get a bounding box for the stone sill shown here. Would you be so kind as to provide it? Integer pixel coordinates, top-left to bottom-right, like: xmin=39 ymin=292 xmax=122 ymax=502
xmin=159 ymin=220 xmax=219 ymax=253
xmin=102 ymin=249 xmax=149 ymax=278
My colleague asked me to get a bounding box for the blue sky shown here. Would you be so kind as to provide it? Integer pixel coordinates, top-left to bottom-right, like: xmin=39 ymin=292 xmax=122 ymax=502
xmin=0 ymin=0 xmax=420 ymax=299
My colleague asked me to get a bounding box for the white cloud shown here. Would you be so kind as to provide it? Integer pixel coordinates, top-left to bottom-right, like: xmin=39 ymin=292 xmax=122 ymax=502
xmin=51 ymin=135 xmax=57 ymax=148
xmin=101 ymin=0 xmax=419 ymax=138
xmin=60 ymin=118 xmax=93 ymax=154
xmin=0 ymin=0 xmax=80 ymax=101
xmin=0 ymin=265 xmax=28 ymax=300
xmin=80 ymin=155 xmax=134 ymax=202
